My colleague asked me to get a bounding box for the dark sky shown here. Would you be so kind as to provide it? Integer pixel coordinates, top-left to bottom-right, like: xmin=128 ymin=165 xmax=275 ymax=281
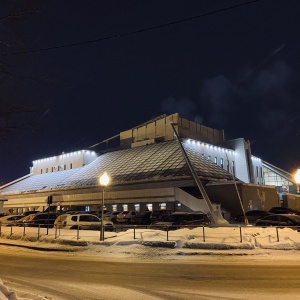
xmin=1 ymin=0 xmax=300 ymax=184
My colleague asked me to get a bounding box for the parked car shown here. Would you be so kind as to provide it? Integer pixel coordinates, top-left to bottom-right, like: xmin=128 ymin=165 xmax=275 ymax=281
xmin=89 ymin=210 xmax=110 ymax=218
xmin=130 ymin=211 xmax=152 ymax=225
xmin=0 ymin=215 xmax=25 ymax=226
xmin=54 ymin=213 xmax=114 ymax=231
xmin=21 ymin=212 xmax=61 ymax=228
xmin=15 ymin=214 xmax=36 ymax=226
xmin=235 ymin=210 xmax=271 ymax=223
xmin=150 ymin=209 xmax=173 ymax=223
xmin=151 ymin=212 xmax=211 ymax=230
xmin=268 ymin=207 xmax=300 ymax=215
xmin=23 ymin=210 xmax=40 ymax=216
xmin=255 ymin=214 xmax=300 ymax=230
xmin=104 ymin=211 xmax=121 ymax=223
xmin=116 ymin=211 xmax=139 ymax=223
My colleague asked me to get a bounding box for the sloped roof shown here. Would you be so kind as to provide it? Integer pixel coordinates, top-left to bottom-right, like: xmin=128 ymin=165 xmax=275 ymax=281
xmin=0 ymin=140 xmax=234 ymax=195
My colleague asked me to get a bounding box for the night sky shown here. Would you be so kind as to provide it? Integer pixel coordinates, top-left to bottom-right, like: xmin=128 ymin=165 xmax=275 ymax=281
xmin=1 ymin=0 xmax=300 ymax=184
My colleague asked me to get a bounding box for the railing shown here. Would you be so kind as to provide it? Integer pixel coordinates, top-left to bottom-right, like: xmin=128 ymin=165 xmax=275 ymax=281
xmin=0 ymin=222 xmax=55 ymax=240
xmin=1 ymin=222 xmax=299 ymax=243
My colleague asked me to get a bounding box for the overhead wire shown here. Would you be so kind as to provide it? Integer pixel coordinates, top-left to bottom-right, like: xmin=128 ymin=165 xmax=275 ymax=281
xmin=1 ymin=0 xmax=260 ymax=56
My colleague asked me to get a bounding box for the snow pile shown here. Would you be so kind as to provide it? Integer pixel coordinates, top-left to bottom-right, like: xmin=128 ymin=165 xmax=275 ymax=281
xmin=0 ymin=279 xmax=47 ymax=300
xmin=1 ymin=225 xmax=300 ymax=251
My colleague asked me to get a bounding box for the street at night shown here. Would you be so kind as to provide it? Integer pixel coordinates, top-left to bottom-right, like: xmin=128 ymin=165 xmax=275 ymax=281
xmin=0 ymin=244 xmax=300 ymax=300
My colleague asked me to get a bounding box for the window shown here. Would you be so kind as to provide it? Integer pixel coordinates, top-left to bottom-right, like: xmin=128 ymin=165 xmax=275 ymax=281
xmin=122 ymin=204 xmax=128 ymax=211
xmin=112 ymin=205 xmax=117 ymax=212
xmin=85 ymin=206 xmax=90 ymax=212
xmin=80 ymin=215 xmax=99 ymax=222
xmin=232 ymin=161 xmax=235 ymax=175
xmin=71 ymin=216 xmax=78 ymax=222
xmin=40 ymin=169 xmax=43 ymax=174
xmin=146 ymin=203 xmax=153 ymax=211
xmin=207 ymin=155 xmax=211 ymax=161
xmin=220 ymin=158 xmax=224 ymax=169
xmin=214 ymin=157 xmax=217 ymax=164
xmin=46 ymin=168 xmax=48 ymax=173
xmin=70 ymin=163 xmax=73 ymax=169
xmin=79 ymin=215 xmax=90 ymax=222
xmin=159 ymin=203 xmax=167 ymax=210
xmin=35 ymin=214 xmax=48 ymax=220
xmin=134 ymin=204 xmax=140 ymax=212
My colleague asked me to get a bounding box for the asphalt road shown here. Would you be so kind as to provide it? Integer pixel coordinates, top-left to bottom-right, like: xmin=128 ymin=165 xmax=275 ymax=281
xmin=1 ymin=246 xmax=300 ymax=300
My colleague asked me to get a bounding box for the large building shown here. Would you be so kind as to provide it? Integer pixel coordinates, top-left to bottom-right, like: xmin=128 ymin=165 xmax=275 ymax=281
xmin=0 ymin=113 xmax=299 ymax=218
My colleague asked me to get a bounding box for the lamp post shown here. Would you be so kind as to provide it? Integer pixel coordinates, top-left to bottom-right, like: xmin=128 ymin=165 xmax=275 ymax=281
xmin=99 ymin=172 xmax=110 ymax=241
xmin=294 ymin=169 xmax=300 ymax=194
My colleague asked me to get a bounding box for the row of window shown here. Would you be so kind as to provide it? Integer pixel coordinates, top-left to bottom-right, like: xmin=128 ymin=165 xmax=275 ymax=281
xmin=6 ymin=202 xmax=174 ymax=215
xmin=86 ymin=202 xmax=171 ymax=213
xmin=206 ymin=155 xmax=235 ymax=175
xmin=40 ymin=164 xmax=74 ymax=174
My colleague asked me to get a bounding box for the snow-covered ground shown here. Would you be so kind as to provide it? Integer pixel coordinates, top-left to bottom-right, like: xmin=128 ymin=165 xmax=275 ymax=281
xmin=0 ymin=225 xmax=300 ymax=299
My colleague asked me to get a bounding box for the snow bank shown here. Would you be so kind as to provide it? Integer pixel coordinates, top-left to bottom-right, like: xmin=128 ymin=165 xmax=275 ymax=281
xmin=0 ymin=279 xmax=46 ymax=300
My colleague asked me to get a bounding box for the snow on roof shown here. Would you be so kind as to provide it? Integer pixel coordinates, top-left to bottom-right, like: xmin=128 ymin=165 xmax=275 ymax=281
xmin=0 ymin=140 xmax=234 ymax=195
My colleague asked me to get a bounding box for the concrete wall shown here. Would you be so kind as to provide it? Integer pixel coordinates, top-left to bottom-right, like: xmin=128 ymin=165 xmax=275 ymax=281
xmin=205 ymin=183 xmax=280 ymax=217
xmin=120 ymin=113 xmax=225 ymax=149
xmin=282 ymin=193 xmax=300 ymax=210
xmin=3 ymin=186 xmax=177 ymax=213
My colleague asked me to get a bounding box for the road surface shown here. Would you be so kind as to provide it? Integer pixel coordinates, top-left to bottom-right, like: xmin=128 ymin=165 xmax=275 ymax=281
xmin=0 ymin=245 xmax=299 ymax=300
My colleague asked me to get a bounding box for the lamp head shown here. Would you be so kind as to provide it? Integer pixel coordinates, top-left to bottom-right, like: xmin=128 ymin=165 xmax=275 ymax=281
xmin=99 ymin=172 xmax=110 ymax=187
xmin=294 ymin=169 xmax=300 ymax=184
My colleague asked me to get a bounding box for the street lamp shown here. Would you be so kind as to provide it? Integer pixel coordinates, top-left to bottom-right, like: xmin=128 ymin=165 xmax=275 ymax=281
xmin=99 ymin=172 xmax=110 ymax=241
xmin=294 ymin=169 xmax=300 ymax=194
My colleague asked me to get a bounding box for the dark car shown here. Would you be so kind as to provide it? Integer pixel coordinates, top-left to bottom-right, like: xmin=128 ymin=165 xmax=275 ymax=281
xmin=268 ymin=207 xmax=300 ymax=215
xmin=151 ymin=212 xmax=211 ymax=230
xmin=235 ymin=210 xmax=271 ymax=223
xmin=21 ymin=212 xmax=61 ymax=228
xmin=130 ymin=211 xmax=152 ymax=225
xmin=104 ymin=211 xmax=122 ymax=223
xmin=23 ymin=210 xmax=40 ymax=216
xmin=150 ymin=209 xmax=173 ymax=223
xmin=256 ymin=214 xmax=300 ymax=230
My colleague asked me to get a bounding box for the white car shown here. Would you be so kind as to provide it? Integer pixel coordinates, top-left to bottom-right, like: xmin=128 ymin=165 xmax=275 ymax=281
xmin=0 ymin=215 xmax=25 ymax=226
xmin=54 ymin=213 xmax=114 ymax=231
